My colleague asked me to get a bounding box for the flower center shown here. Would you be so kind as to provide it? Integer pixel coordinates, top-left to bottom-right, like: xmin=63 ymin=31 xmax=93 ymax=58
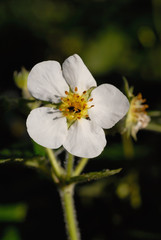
xmin=129 ymin=93 xmax=149 ymax=123
xmin=59 ymin=87 xmax=94 ymax=121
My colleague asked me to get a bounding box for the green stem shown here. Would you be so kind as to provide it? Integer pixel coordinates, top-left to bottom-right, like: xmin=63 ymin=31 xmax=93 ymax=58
xmin=66 ymin=153 xmax=74 ymax=178
xmin=73 ymin=158 xmax=88 ymax=176
xmin=146 ymin=122 xmax=161 ymax=132
xmin=122 ymin=133 xmax=134 ymax=159
xmin=59 ymin=185 xmax=80 ymax=240
xmin=45 ymin=148 xmax=62 ymax=178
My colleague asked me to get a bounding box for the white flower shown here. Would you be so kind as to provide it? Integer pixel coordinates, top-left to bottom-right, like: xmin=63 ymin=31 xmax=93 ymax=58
xmin=26 ymin=54 xmax=129 ymax=158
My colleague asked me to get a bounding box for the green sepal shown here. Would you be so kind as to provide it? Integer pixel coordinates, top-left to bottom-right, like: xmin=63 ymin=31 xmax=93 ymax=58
xmin=66 ymin=168 xmax=122 ymax=185
xmin=67 ymin=119 xmax=76 ymax=129
xmin=123 ymin=76 xmax=134 ymax=100
xmin=13 ymin=67 xmax=29 ymax=89
xmin=84 ymin=86 xmax=96 ymax=101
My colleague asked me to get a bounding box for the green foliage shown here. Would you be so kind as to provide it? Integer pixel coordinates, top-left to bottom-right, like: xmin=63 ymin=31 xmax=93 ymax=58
xmin=0 ymin=203 xmax=27 ymax=222
xmin=0 ymin=156 xmax=51 ymax=178
xmin=32 ymin=141 xmax=46 ymax=156
xmin=83 ymin=28 xmax=130 ymax=75
xmin=1 ymin=227 xmax=21 ymax=240
xmin=66 ymin=168 xmax=122 ymax=185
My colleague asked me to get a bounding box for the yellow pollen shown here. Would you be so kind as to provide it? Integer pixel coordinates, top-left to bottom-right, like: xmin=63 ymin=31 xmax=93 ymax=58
xmin=125 ymin=92 xmax=150 ymax=139
xmin=127 ymin=93 xmax=149 ymax=123
xmin=58 ymin=90 xmax=94 ymax=121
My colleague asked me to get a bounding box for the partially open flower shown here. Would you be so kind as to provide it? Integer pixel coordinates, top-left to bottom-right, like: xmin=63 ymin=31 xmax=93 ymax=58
xmin=125 ymin=93 xmax=150 ymax=140
xmin=14 ymin=67 xmax=41 ymax=110
xmin=26 ymin=54 xmax=129 ymax=158
xmin=14 ymin=67 xmax=31 ymax=99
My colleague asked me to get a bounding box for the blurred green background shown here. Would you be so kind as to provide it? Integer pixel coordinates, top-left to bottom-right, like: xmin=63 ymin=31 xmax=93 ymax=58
xmin=0 ymin=0 xmax=161 ymax=239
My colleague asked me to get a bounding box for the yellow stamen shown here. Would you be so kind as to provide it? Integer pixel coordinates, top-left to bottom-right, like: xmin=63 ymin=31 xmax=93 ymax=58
xmin=58 ymin=90 xmax=95 ymax=121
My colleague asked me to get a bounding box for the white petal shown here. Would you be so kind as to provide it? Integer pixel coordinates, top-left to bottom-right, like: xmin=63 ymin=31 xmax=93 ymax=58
xmin=62 ymin=54 xmax=97 ymax=93
xmin=63 ymin=119 xmax=106 ymax=158
xmin=28 ymin=61 xmax=69 ymax=103
xmin=88 ymin=84 xmax=129 ymax=129
xmin=26 ymin=107 xmax=68 ymax=149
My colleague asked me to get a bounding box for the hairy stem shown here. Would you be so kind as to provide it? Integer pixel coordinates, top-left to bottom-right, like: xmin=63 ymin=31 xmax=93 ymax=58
xmin=59 ymin=185 xmax=80 ymax=240
xmin=122 ymin=133 xmax=134 ymax=159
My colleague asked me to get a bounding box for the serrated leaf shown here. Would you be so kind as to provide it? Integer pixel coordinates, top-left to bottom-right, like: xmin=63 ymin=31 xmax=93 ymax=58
xmin=67 ymin=168 xmax=122 ymax=184
xmin=0 ymin=158 xmax=24 ymax=164
xmin=0 ymin=157 xmax=51 ymax=177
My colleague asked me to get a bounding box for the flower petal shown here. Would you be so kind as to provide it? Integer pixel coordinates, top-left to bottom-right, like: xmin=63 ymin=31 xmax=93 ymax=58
xmin=62 ymin=54 xmax=97 ymax=93
xmin=63 ymin=119 xmax=106 ymax=158
xmin=28 ymin=61 xmax=69 ymax=103
xmin=88 ymin=84 xmax=129 ymax=129
xmin=26 ymin=107 xmax=68 ymax=149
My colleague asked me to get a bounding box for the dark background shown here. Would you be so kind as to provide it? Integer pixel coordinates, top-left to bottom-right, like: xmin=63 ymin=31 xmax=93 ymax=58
xmin=0 ymin=0 xmax=161 ymax=239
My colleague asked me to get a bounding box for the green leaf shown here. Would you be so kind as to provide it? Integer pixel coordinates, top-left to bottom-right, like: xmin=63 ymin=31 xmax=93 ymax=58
xmin=0 ymin=157 xmax=51 ymax=177
xmin=32 ymin=141 xmax=46 ymax=156
xmin=0 ymin=158 xmax=24 ymax=164
xmin=66 ymin=168 xmax=122 ymax=184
